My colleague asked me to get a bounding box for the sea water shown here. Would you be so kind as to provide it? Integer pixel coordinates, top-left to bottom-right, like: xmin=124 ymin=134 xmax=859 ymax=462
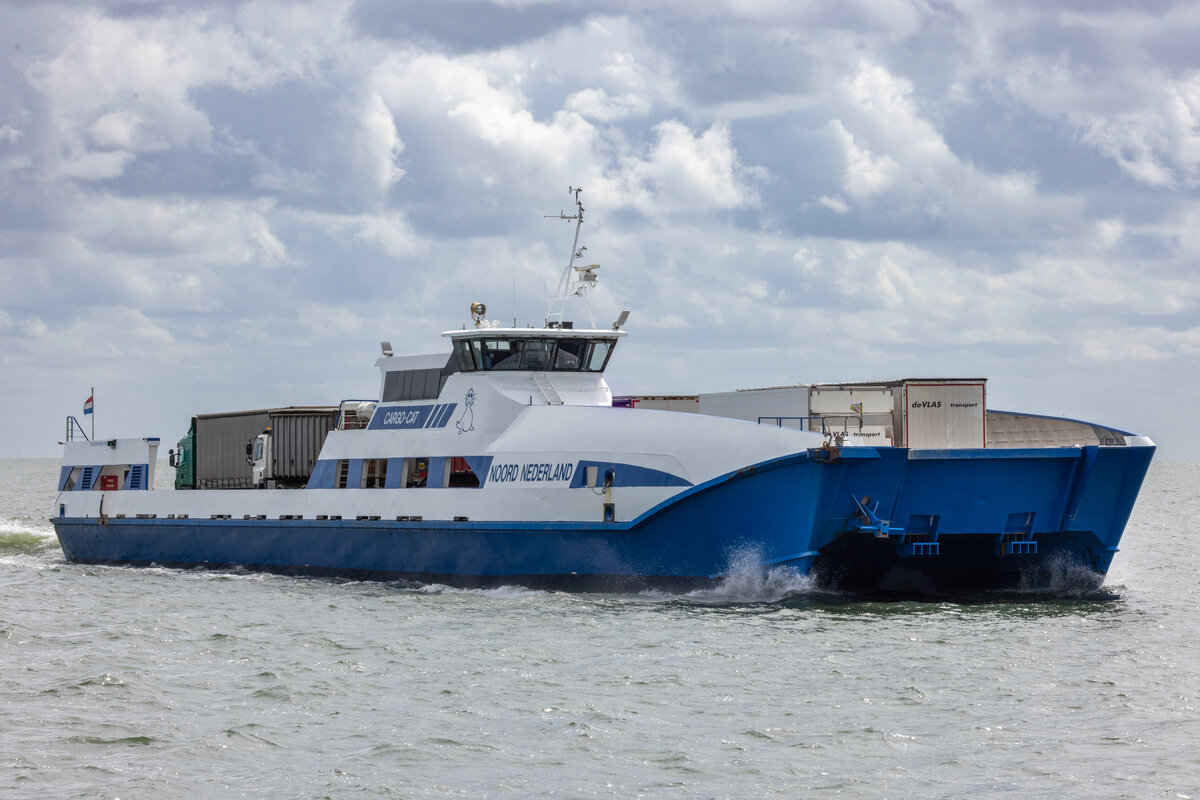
xmin=2 ymin=458 xmax=1198 ymax=799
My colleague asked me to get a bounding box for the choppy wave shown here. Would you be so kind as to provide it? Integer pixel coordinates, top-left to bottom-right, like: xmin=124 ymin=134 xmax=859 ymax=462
xmin=0 ymin=523 xmax=59 ymax=555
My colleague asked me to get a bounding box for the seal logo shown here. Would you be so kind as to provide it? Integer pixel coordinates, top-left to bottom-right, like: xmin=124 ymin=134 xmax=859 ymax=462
xmin=455 ymin=388 xmax=476 ymax=434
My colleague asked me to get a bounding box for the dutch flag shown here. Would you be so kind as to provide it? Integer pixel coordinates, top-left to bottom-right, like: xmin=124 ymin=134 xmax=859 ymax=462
xmin=84 ymin=394 xmax=94 ymax=415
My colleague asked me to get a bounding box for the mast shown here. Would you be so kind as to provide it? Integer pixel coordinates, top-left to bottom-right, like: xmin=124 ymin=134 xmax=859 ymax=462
xmin=544 ymin=186 xmax=599 ymax=328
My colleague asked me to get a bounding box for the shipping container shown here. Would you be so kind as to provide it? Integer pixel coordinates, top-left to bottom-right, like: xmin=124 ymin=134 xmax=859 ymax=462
xmin=176 ymin=407 xmax=337 ymax=489
xmin=266 ymin=409 xmax=338 ymax=484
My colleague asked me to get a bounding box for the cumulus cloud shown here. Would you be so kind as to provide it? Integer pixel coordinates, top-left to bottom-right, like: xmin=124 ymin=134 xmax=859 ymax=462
xmin=820 ymin=60 xmax=1078 ymax=238
xmin=829 ymin=120 xmax=896 ymax=199
xmin=1 ymin=305 xmax=178 ymax=365
xmin=564 ymin=87 xmax=650 ymax=122
xmin=371 ymin=50 xmax=600 ymax=199
xmin=1077 ymin=72 xmax=1200 ymax=187
xmin=1079 ymin=325 xmax=1200 ymax=363
xmin=610 ymin=120 xmax=765 ymax=214
xmin=293 ymin=209 xmax=423 ymax=258
xmin=16 ymin=3 xmax=351 ymax=183
xmin=356 ymin=91 xmax=407 ymax=194
xmin=71 ymin=194 xmax=289 ymax=267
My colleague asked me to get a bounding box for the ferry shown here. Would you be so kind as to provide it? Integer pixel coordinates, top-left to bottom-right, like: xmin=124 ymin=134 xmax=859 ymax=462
xmin=50 ymin=190 xmax=1155 ymax=595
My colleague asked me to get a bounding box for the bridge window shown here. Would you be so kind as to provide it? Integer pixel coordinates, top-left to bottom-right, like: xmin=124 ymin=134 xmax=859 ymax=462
xmin=453 ymin=336 xmax=618 ymax=373
xmin=484 ymin=339 xmax=523 ymax=370
xmin=521 ymin=339 xmax=554 ymax=370
xmin=454 ymin=340 xmax=477 ymax=371
xmin=554 ymin=338 xmax=586 ymax=370
xmin=585 ymin=339 xmax=615 ymax=371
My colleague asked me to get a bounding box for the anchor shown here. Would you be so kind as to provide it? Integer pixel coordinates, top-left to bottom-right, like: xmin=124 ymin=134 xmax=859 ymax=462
xmin=847 ymin=495 xmax=902 ymax=539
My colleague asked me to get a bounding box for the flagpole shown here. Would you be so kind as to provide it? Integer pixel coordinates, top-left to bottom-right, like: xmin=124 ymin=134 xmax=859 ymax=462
xmin=91 ymin=385 xmax=95 ymax=440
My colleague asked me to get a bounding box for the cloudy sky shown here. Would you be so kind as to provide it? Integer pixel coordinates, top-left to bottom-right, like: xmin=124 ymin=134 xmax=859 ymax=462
xmin=2 ymin=0 xmax=1198 ymax=459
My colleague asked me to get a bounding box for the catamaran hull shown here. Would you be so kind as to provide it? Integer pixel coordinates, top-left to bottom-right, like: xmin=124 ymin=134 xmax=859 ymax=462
xmin=51 ymin=443 xmax=1154 ymax=594
xmin=810 ymin=443 xmax=1156 ymax=595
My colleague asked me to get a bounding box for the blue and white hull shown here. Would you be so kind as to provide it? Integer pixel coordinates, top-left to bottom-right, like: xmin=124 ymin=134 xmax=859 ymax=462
xmin=51 ymin=431 xmax=1154 ymax=594
xmin=53 ymin=443 xmax=838 ymax=590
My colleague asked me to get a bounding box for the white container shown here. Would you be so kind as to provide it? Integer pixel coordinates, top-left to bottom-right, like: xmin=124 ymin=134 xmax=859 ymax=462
xmin=699 ymin=386 xmax=810 ymax=430
xmin=903 ymin=382 xmax=986 ymax=449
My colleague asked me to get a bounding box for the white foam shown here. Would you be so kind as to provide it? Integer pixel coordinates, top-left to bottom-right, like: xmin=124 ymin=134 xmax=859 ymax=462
xmin=684 ymin=546 xmax=816 ymax=603
xmin=416 ymin=582 xmax=546 ymax=599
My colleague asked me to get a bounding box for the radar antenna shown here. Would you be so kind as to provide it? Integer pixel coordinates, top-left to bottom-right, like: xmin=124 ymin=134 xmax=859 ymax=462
xmin=544 ymin=186 xmax=599 ymax=328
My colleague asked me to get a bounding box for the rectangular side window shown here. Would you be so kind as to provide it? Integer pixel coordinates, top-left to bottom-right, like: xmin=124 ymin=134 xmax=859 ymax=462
xmin=63 ymin=466 xmax=82 ymax=491
xmin=403 ymin=457 xmax=430 ymax=488
xmin=361 ymin=459 xmax=388 ymax=488
xmin=448 ymin=457 xmax=480 ymax=488
xmin=383 ymin=371 xmax=403 ymax=401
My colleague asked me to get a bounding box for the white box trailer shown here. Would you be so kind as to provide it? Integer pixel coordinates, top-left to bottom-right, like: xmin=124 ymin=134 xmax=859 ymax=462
xmin=809 ymin=379 xmax=986 ymax=448
xmin=808 ymin=385 xmax=897 ymax=444
xmin=626 ymin=379 xmax=987 ymax=449
xmin=902 ymin=381 xmax=986 ymax=449
xmin=698 ymin=386 xmax=811 ymax=430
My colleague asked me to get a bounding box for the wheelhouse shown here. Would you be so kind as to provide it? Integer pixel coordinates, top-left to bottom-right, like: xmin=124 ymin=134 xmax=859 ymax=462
xmin=446 ymin=329 xmax=624 ymax=373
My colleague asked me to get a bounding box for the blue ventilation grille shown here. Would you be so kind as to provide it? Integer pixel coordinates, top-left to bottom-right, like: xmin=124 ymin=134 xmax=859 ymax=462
xmin=78 ymin=466 xmax=96 ymax=491
xmin=125 ymin=464 xmax=147 ymax=490
xmin=897 ymin=540 xmax=941 ymax=558
xmin=897 ymin=514 xmax=940 ymax=557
